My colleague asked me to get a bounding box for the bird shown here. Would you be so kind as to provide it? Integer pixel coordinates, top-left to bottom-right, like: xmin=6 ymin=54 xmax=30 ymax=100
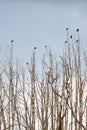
xmin=70 ymin=35 xmax=72 ymax=39
xmin=34 ymin=47 xmax=36 ymax=49
xmin=11 ymin=40 xmax=14 ymax=43
xmin=45 ymin=45 xmax=47 ymax=48
xmin=66 ymin=27 xmax=69 ymax=30
xmin=65 ymin=41 xmax=67 ymax=44
xmin=76 ymin=40 xmax=79 ymax=43
xmin=76 ymin=29 xmax=79 ymax=32
xmin=26 ymin=62 xmax=29 ymax=65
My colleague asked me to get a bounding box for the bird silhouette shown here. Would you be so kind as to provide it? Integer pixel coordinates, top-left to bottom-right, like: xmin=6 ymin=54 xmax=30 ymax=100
xmin=11 ymin=40 xmax=14 ymax=43
xmin=66 ymin=27 xmax=69 ymax=30
xmin=45 ymin=45 xmax=47 ymax=47
xmin=76 ymin=29 xmax=79 ymax=32
xmin=26 ymin=62 xmax=29 ymax=65
xmin=65 ymin=41 xmax=67 ymax=43
xmin=34 ymin=47 xmax=36 ymax=49
xmin=70 ymin=35 xmax=72 ymax=39
xmin=76 ymin=40 xmax=79 ymax=43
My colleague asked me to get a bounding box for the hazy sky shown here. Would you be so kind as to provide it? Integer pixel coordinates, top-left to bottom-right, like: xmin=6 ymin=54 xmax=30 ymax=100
xmin=0 ymin=0 xmax=87 ymax=63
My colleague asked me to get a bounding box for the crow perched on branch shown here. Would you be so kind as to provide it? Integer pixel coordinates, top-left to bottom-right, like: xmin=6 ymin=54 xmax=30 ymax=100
xmin=34 ymin=47 xmax=36 ymax=49
xmin=70 ymin=35 xmax=72 ymax=39
xmin=26 ymin=62 xmax=29 ymax=65
xmin=65 ymin=41 xmax=67 ymax=44
xmin=76 ymin=40 xmax=79 ymax=43
xmin=45 ymin=45 xmax=47 ymax=48
xmin=76 ymin=29 xmax=79 ymax=32
xmin=66 ymin=27 xmax=69 ymax=30
xmin=11 ymin=40 xmax=14 ymax=43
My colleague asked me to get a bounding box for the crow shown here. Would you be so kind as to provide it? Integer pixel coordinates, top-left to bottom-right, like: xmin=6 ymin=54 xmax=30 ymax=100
xmin=70 ymin=35 xmax=72 ymax=39
xmin=26 ymin=62 xmax=29 ymax=65
xmin=34 ymin=47 xmax=36 ymax=49
xmin=76 ymin=29 xmax=79 ymax=32
xmin=66 ymin=27 xmax=69 ymax=30
xmin=11 ymin=40 xmax=14 ymax=43
xmin=65 ymin=41 xmax=67 ymax=43
xmin=76 ymin=40 xmax=79 ymax=43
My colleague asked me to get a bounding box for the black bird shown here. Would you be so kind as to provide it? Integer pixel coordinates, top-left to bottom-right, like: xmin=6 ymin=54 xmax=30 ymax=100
xmin=45 ymin=45 xmax=47 ymax=48
xmin=76 ymin=40 xmax=79 ymax=43
xmin=70 ymin=35 xmax=72 ymax=39
xmin=26 ymin=62 xmax=29 ymax=65
xmin=34 ymin=47 xmax=36 ymax=49
xmin=66 ymin=27 xmax=69 ymax=30
xmin=76 ymin=29 xmax=79 ymax=32
xmin=11 ymin=40 xmax=14 ymax=43
xmin=65 ymin=41 xmax=67 ymax=44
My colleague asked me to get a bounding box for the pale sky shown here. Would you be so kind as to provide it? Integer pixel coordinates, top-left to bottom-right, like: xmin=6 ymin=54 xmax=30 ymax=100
xmin=0 ymin=0 xmax=87 ymax=63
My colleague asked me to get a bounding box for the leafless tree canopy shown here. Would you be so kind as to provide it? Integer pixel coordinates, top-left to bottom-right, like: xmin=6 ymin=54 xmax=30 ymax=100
xmin=0 ymin=32 xmax=87 ymax=130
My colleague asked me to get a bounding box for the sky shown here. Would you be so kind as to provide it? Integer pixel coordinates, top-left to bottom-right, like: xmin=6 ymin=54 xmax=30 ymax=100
xmin=0 ymin=0 xmax=87 ymax=64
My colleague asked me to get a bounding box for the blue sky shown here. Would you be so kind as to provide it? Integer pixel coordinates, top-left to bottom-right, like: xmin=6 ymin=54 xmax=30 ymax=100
xmin=0 ymin=0 xmax=87 ymax=63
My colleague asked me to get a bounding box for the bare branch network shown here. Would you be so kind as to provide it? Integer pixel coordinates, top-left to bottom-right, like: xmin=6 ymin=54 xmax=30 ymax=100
xmin=0 ymin=29 xmax=87 ymax=130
